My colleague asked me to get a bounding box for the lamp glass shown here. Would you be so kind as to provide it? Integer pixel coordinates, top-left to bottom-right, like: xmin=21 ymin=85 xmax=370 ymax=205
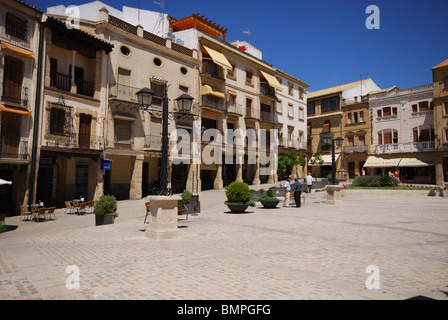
xmin=176 ymin=94 xmax=194 ymax=113
xmin=136 ymin=87 xmax=154 ymax=108
xmin=335 ymin=136 xmax=344 ymax=147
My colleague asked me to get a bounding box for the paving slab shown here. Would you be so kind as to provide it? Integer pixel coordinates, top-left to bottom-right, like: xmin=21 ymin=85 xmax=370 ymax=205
xmin=0 ymin=186 xmax=447 ymax=300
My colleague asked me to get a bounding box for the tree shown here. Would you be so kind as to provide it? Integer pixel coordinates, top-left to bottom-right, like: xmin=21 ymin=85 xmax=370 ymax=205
xmin=277 ymin=150 xmax=306 ymax=177
xmin=309 ymin=151 xmax=324 ymax=166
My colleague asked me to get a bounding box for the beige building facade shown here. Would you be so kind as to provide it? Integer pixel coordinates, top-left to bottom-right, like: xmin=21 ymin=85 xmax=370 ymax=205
xmin=432 ymin=58 xmax=448 ymax=185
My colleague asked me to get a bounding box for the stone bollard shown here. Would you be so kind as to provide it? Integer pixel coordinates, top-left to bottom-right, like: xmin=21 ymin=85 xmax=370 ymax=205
xmin=145 ymin=195 xmax=181 ymax=240
xmin=326 ymin=185 xmax=342 ymax=205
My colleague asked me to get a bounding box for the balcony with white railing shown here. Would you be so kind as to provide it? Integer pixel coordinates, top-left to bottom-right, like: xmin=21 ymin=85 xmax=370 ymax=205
xmin=345 ymin=145 xmax=367 ymax=153
xmin=374 ymin=141 xmax=435 ymax=154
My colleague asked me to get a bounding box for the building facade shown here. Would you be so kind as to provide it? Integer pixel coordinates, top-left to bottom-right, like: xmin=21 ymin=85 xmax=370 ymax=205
xmin=366 ymin=84 xmax=435 ymax=183
xmin=432 ymin=58 xmax=448 ymax=185
xmin=0 ymin=0 xmax=42 ymax=213
xmin=307 ymin=78 xmax=381 ymax=179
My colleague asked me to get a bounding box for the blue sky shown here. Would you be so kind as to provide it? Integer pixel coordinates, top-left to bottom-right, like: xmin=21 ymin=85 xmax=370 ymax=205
xmin=32 ymin=0 xmax=448 ymax=91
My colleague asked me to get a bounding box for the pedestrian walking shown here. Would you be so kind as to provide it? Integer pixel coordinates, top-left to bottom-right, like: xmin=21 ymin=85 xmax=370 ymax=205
xmin=293 ymin=178 xmax=302 ymax=208
xmin=306 ymin=173 xmax=314 ymax=194
xmin=283 ymin=178 xmax=291 ymax=207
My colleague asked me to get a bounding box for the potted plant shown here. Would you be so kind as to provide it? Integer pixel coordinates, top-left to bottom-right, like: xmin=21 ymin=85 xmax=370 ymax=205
xmin=178 ymin=189 xmax=192 ymax=214
xmin=257 ymin=189 xmax=280 ymax=208
xmin=224 ymin=181 xmax=255 ymax=213
xmin=93 ymin=195 xmax=118 ymax=226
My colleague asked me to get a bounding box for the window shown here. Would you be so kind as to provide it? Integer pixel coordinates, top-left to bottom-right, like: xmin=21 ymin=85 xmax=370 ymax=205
xmin=2 ymin=56 xmax=24 ymax=103
xmin=5 ymin=13 xmax=27 ymax=40
xmin=359 ymin=111 xmax=364 ymax=122
xmin=353 ymin=112 xmax=358 ymax=123
xmin=413 ymin=126 xmax=434 ymax=142
xmin=151 ymin=81 xmax=165 ymax=106
xmin=298 ymin=131 xmax=304 ymax=148
xmin=299 ymin=87 xmax=304 ymax=100
xmin=323 ymin=120 xmax=330 ymax=133
xmin=322 ymin=96 xmax=339 ymax=113
xmin=153 ymin=57 xmax=162 ymax=67
xmin=115 ymin=120 xmax=132 ymax=142
xmin=246 ymin=71 xmax=253 ymax=85
xmin=179 ymin=85 xmax=189 ymax=94
xmin=120 ymin=46 xmax=131 ymax=56
xmin=444 ymin=102 xmax=448 ymax=116
xmin=383 ymin=107 xmax=391 ymax=117
xmin=307 ymin=102 xmax=315 ymax=116
xmin=444 ymin=78 xmax=448 ymax=89
xmin=50 ymin=108 xmax=66 ymax=135
xmin=418 ymin=101 xmax=429 ymax=112
xmin=392 ymin=107 xmax=397 ymax=116
xmin=276 ymin=100 xmax=283 ymax=114
xmin=378 ymin=132 xmax=382 ymax=145
xmin=288 ymin=103 xmax=294 ymax=117
xmin=347 ymin=136 xmax=354 ymax=147
xmin=298 ymin=107 xmax=304 ymax=120
xmin=412 ymin=104 xmax=418 ymax=113
xmin=358 ymin=135 xmax=365 ymax=146
xmin=227 ymin=65 xmax=236 ymax=79
xmin=378 ymin=129 xmax=398 ymax=145
xmin=246 ymin=98 xmax=252 ymax=117
xmin=377 ymin=109 xmax=382 ymax=118
xmin=228 ymin=93 xmax=236 ymax=108
xmin=288 ymin=83 xmax=294 ymax=96
xmin=347 ymin=113 xmax=352 ymax=124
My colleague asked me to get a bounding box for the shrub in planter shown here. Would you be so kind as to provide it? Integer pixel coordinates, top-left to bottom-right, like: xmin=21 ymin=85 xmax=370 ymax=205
xmin=378 ymin=175 xmax=398 ymax=187
xmin=93 ymin=195 xmax=118 ymax=225
xmin=224 ymin=182 xmax=255 ymax=213
xmin=352 ymin=175 xmax=380 ymax=187
xmin=257 ymin=189 xmax=280 ymax=208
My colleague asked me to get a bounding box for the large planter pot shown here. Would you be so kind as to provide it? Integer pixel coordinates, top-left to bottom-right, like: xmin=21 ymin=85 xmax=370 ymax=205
xmin=260 ymin=200 xmax=280 ymax=208
xmin=95 ymin=214 xmax=115 ymax=226
xmin=226 ymin=203 xmax=250 ymax=213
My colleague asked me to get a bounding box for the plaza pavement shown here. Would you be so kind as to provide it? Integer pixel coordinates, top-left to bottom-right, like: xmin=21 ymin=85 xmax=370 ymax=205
xmin=0 ymin=183 xmax=447 ymax=300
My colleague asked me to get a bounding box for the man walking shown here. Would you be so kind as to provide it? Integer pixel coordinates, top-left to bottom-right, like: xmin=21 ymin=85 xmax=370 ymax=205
xmin=306 ymin=173 xmax=314 ymax=193
xmin=284 ymin=178 xmax=292 ymax=207
xmin=293 ymin=178 xmax=302 ymax=207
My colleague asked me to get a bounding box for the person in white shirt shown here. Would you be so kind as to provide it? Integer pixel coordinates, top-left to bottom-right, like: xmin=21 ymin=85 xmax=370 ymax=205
xmin=306 ymin=173 xmax=314 ymax=193
xmin=284 ymin=178 xmax=292 ymax=207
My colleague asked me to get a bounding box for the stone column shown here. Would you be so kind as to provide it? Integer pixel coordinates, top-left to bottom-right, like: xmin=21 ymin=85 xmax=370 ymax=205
xmin=70 ymin=50 xmax=77 ymax=94
xmin=235 ymin=163 xmax=243 ymax=182
xmin=435 ymin=152 xmax=444 ymax=186
xmin=214 ymin=164 xmax=223 ymax=190
xmin=130 ymin=155 xmax=144 ymax=200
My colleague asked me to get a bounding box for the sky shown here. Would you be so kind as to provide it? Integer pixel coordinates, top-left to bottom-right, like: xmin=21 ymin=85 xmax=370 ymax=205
xmin=30 ymin=0 xmax=448 ymax=92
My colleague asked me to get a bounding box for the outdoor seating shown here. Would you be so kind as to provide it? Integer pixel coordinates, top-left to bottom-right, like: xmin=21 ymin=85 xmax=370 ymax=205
xmin=75 ymin=202 xmax=87 ymax=215
xmin=20 ymin=205 xmax=32 ymax=221
xmin=34 ymin=207 xmax=47 ymax=222
xmin=65 ymin=201 xmax=74 ymax=214
xmin=45 ymin=207 xmax=57 ymax=220
xmin=143 ymin=202 xmax=150 ymax=224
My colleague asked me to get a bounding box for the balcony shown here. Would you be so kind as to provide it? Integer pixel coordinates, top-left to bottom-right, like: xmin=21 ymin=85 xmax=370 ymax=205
xmin=260 ymin=111 xmax=277 ymax=123
xmin=227 ymin=103 xmax=244 ymax=116
xmin=109 ymin=83 xmax=140 ymax=102
xmin=201 ymin=94 xmax=225 ymax=112
xmin=345 ymin=145 xmax=367 ymax=153
xmin=245 ymin=108 xmax=260 ymax=120
xmin=260 ymin=84 xmax=277 ymax=100
xmin=50 ymin=71 xmax=95 ymax=98
xmin=1 ymin=85 xmax=29 ymax=107
xmin=374 ymin=141 xmax=435 ymax=154
xmin=201 ymin=61 xmax=225 ymax=81
xmin=0 ymin=137 xmax=28 ymax=160
xmin=44 ymin=134 xmax=103 ymax=150
xmin=144 ymin=134 xmax=162 ymax=151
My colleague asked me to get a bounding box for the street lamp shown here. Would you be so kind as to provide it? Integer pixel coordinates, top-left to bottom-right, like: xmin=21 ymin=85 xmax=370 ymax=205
xmin=330 ymin=136 xmax=344 ymax=185
xmin=136 ymin=84 xmax=195 ymax=196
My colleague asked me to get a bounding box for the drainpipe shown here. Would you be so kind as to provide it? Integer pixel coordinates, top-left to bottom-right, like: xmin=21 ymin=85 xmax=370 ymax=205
xmin=28 ymin=20 xmax=46 ymax=206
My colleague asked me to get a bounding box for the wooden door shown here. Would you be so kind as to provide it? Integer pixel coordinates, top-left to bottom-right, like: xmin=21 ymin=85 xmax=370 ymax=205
xmin=1 ymin=112 xmax=21 ymax=157
xmin=2 ymin=56 xmax=23 ymax=103
xmin=78 ymin=114 xmax=92 ymax=149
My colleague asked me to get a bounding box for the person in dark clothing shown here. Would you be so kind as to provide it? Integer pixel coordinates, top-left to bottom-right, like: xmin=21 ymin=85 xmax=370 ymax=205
xmin=293 ymin=178 xmax=302 ymax=208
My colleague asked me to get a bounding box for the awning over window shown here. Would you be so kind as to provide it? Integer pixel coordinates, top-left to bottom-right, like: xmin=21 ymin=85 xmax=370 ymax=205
xmin=363 ymin=156 xmax=401 ymax=168
xmin=0 ymin=105 xmax=31 ymax=115
xmin=308 ymin=154 xmax=340 ymax=166
xmin=202 ymin=45 xmax=232 ymax=70
xmin=0 ymin=41 xmax=35 ymax=59
xmin=201 ymin=85 xmax=225 ymax=99
xmin=259 ymin=70 xmax=283 ymax=91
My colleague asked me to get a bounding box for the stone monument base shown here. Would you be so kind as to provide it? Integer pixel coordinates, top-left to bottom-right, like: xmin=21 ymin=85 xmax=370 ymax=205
xmin=145 ymin=195 xmax=181 ymax=240
xmin=326 ymin=185 xmax=342 ymax=205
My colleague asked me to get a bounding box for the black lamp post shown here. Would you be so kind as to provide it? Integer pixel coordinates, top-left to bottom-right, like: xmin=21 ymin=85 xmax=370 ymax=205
xmin=322 ymin=135 xmax=343 ymax=185
xmin=136 ymin=85 xmax=194 ymax=196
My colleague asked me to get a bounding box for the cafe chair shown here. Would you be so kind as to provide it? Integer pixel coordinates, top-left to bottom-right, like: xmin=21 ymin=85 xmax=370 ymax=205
xmin=87 ymin=200 xmax=95 ymax=214
xmin=34 ymin=207 xmax=47 ymax=222
xmin=65 ymin=201 xmax=74 ymax=214
xmin=20 ymin=205 xmax=32 ymax=221
xmin=45 ymin=207 xmax=57 ymax=220
xmin=75 ymin=202 xmax=87 ymax=215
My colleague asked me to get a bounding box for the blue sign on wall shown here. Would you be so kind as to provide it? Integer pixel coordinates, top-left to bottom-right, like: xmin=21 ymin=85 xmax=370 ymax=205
xmin=101 ymin=159 xmax=112 ymax=170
